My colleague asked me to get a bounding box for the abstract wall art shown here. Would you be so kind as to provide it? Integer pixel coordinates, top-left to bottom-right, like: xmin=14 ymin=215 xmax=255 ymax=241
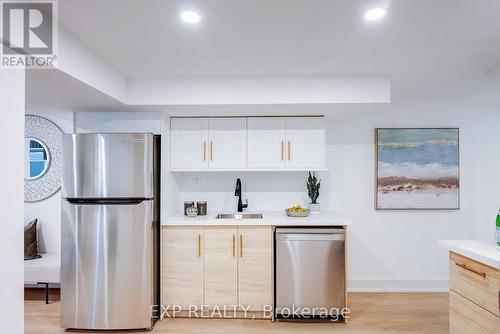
xmin=375 ymin=128 xmax=459 ymax=210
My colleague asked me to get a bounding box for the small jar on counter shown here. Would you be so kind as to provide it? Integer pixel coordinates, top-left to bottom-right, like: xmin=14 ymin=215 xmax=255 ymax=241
xmin=197 ymin=201 xmax=207 ymax=216
xmin=184 ymin=201 xmax=194 ymax=216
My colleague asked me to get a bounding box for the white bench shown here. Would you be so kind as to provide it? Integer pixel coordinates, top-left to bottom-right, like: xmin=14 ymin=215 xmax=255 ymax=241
xmin=24 ymin=253 xmax=60 ymax=304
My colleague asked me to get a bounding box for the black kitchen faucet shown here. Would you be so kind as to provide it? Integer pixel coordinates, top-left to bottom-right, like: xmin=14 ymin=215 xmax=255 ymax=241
xmin=235 ymin=178 xmax=248 ymax=212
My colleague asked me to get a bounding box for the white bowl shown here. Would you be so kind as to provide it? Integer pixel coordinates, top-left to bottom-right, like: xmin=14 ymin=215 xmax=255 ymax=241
xmin=286 ymin=209 xmax=310 ymax=217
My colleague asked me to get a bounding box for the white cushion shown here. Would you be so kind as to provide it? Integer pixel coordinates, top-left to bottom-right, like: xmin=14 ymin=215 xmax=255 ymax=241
xmin=24 ymin=253 xmax=60 ymax=284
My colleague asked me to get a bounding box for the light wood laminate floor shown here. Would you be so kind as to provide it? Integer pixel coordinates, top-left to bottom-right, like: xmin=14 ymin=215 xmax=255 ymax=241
xmin=25 ymin=292 xmax=448 ymax=334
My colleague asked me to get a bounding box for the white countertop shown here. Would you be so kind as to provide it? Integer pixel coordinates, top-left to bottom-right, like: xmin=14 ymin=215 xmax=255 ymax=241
xmin=162 ymin=211 xmax=352 ymax=227
xmin=439 ymin=240 xmax=500 ymax=269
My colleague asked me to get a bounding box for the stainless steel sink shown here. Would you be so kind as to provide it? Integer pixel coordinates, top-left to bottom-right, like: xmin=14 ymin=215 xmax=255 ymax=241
xmin=215 ymin=213 xmax=263 ymax=219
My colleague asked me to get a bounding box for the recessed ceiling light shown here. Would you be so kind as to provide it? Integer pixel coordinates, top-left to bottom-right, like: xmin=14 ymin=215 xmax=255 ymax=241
xmin=180 ymin=11 xmax=201 ymax=24
xmin=364 ymin=8 xmax=386 ymax=21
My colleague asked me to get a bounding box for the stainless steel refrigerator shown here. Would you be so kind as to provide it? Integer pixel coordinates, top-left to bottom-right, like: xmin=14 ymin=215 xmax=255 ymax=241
xmin=61 ymin=133 xmax=160 ymax=330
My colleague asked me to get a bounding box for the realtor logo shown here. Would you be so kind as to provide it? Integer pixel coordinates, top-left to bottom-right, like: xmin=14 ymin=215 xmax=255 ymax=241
xmin=1 ymin=0 xmax=58 ymax=68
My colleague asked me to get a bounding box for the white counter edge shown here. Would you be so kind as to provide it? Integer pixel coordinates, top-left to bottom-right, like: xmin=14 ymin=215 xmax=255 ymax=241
xmin=439 ymin=240 xmax=500 ymax=269
xmin=161 ymin=212 xmax=352 ymax=227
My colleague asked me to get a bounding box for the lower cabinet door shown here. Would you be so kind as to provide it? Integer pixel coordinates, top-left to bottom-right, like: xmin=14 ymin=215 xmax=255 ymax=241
xmin=162 ymin=227 xmax=204 ymax=309
xmin=238 ymin=226 xmax=273 ymax=312
xmin=450 ymin=290 xmax=500 ymax=334
xmin=204 ymin=226 xmax=238 ymax=308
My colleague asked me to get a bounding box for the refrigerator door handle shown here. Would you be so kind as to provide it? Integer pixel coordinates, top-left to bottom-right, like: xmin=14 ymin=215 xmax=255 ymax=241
xmin=66 ymin=198 xmax=149 ymax=205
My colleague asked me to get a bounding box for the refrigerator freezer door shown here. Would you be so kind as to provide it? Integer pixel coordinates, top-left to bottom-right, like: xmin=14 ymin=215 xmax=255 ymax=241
xmin=61 ymin=200 xmax=154 ymax=330
xmin=62 ymin=133 xmax=154 ymax=199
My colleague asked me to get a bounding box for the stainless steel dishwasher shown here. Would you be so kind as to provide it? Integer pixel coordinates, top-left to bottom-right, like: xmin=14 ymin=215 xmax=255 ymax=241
xmin=275 ymin=227 xmax=345 ymax=320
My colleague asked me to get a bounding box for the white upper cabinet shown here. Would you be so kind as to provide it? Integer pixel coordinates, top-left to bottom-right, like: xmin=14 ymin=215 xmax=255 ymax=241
xmin=170 ymin=117 xmax=246 ymax=170
xmin=248 ymin=116 xmax=326 ymax=170
xmin=285 ymin=117 xmax=326 ymax=169
xmin=170 ymin=118 xmax=209 ymax=169
xmin=208 ymin=118 xmax=246 ymax=169
xmin=247 ymin=117 xmax=286 ymax=169
xmin=170 ymin=116 xmax=326 ymax=171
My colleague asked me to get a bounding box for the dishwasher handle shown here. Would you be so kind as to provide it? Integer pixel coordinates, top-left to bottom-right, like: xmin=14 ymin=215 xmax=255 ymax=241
xmin=276 ymin=227 xmax=345 ymax=234
xmin=276 ymin=234 xmax=345 ymax=241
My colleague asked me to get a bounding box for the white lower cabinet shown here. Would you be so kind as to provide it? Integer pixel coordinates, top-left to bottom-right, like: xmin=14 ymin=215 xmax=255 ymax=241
xmin=162 ymin=226 xmax=273 ymax=317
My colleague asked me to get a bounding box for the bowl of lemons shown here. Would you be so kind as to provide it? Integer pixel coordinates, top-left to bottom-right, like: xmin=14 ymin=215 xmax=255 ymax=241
xmin=286 ymin=205 xmax=310 ymax=217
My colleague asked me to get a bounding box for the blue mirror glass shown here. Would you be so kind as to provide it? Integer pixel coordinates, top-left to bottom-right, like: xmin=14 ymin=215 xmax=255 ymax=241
xmin=25 ymin=138 xmax=50 ymax=180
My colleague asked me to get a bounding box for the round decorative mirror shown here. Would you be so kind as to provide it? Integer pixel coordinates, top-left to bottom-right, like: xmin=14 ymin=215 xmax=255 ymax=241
xmin=25 ymin=138 xmax=51 ymax=180
xmin=25 ymin=115 xmax=63 ymax=202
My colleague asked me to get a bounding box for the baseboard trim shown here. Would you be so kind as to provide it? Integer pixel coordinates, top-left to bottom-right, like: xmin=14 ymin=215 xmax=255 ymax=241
xmin=347 ymin=279 xmax=449 ymax=292
xmin=24 ymin=282 xmax=450 ymax=299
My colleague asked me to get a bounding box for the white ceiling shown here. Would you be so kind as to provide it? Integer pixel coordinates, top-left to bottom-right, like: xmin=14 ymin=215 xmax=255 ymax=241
xmin=57 ymin=0 xmax=500 ymax=101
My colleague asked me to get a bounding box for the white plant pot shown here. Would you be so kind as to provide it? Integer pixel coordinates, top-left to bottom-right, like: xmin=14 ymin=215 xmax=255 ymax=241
xmin=308 ymin=203 xmax=320 ymax=213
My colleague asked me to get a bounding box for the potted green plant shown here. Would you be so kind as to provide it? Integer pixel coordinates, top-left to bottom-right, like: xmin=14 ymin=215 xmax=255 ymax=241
xmin=307 ymin=172 xmax=321 ymax=213
xmin=496 ymin=210 xmax=500 ymax=251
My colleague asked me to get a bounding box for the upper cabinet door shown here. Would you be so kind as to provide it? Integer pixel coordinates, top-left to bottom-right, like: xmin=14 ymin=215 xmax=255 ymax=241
xmin=285 ymin=117 xmax=326 ymax=169
xmin=170 ymin=118 xmax=209 ymax=169
xmin=208 ymin=118 xmax=246 ymax=169
xmin=247 ymin=117 xmax=286 ymax=169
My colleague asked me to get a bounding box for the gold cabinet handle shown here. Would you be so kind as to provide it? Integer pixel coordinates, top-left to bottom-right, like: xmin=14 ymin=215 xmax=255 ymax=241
xmin=239 ymin=235 xmax=243 ymax=258
xmin=232 ymin=235 xmax=236 ymax=257
xmin=281 ymin=141 xmax=284 ymax=161
xmin=456 ymin=263 xmax=486 ymax=278
xmin=288 ymin=140 xmax=291 ymax=161
xmin=203 ymin=141 xmax=207 ymax=161
xmin=198 ymin=234 xmax=202 ymax=257
xmin=210 ymin=141 xmax=213 ymax=161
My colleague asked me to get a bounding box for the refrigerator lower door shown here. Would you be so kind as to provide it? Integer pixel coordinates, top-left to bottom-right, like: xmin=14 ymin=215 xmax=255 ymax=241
xmin=61 ymin=200 xmax=155 ymax=330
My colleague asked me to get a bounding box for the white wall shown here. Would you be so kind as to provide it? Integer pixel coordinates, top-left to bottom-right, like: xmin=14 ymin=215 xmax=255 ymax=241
xmin=176 ymin=171 xmax=314 ymax=213
xmin=127 ymin=75 xmax=390 ymax=105
xmin=325 ymin=101 xmax=499 ymax=291
xmin=24 ymin=110 xmax=74 ymax=254
xmin=57 ymin=27 xmax=127 ymax=101
xmin=161 ymin=114 xmax=181 ymax=217
xmin=169 ymin=99 xmax=500 ymax=291
xmin=75 ymin=111 xmax=161 ymax=133
xmin=0 ymin=69 xmax=25 ymax=334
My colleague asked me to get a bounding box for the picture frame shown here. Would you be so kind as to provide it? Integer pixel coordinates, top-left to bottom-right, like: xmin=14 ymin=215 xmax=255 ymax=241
xmin=375 ymin=128 xmax=460 ymax=210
